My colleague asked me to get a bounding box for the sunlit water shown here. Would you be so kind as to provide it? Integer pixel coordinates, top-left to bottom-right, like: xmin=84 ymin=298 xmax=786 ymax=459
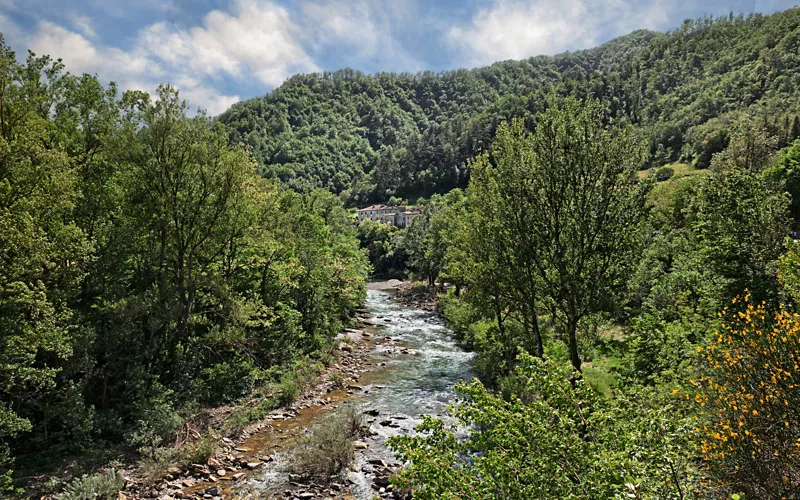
xmin=238 ymin=289 xmax=475 ymax=498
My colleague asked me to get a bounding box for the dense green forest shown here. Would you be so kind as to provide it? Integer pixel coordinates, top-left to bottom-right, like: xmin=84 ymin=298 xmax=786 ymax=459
xmin=5 ymin=5 xmax=800 ymax=500
xmin=0 ymin=36 xmax=367 ymax=495
xmin=220 ymin=9 xmax=800 ymax=204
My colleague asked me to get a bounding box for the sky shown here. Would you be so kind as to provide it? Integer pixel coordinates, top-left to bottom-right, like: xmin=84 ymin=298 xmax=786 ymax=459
xmin=0 ymin=0 xmax=797 ymax=115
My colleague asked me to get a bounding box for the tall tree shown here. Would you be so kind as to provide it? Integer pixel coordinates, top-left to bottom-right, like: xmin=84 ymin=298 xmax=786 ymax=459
xmin=527 ymin=97 xmax=651 ymax=371
xmin=466 ymin=122 xmax=546 ymax=359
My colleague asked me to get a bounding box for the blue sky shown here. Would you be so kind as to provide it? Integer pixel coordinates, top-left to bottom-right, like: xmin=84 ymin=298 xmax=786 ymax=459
xmin=0 ymin=0 xmax=796 ymax=115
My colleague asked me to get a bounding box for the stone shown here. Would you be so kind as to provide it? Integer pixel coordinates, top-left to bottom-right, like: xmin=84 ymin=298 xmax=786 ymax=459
xmin=232 ymin=472 xmax=245 ymax=481
xmin=216 ymin=469 xmax=226 ymax=477
xmin=246 ymin=461 xmax=263 ymax=470
xmin=234 ymin=446 xmax=251 ymax=453
xmin=340 ymin=345 xmax=353 ymax=352
xmin=205 ymin=486 xmax=219 ymax=496
xmin=353 ymin=440 xmax=368 ymax=449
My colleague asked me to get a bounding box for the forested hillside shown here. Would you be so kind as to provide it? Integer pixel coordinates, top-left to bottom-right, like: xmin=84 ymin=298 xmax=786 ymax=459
xmin=219 ymin=8 xmax=800 ymax=202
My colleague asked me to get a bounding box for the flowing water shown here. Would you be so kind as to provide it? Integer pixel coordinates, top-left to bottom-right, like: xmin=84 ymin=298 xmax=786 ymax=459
xmin=237 ymin=288 xmax=475 ymax=499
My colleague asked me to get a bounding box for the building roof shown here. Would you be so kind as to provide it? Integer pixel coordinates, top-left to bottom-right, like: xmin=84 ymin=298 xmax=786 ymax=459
xmin=403 ymin=210 xmax=421 ymax=215
xmin=359 ymin=204 xmax=404 ymax=212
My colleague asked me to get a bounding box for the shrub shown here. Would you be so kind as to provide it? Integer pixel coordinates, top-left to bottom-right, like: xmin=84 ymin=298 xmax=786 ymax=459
xmin=693 ymin=293 xmax=800 ymax=498
xmin=59 ymin=469 xmax=125 ymax=500
xmin=137 ymin=447 xmax=180 ymax=484
xmin=277 ymin=372 xmax=301 ymax=406
xmin=182 ymin=434 xmax=217 ymax=465
xmin=291 ymin=408 xmax=363 ymax=480
xmin=126 ymin=385 xmax=183 ymax=458
xmin=654 ymin=166 xmax=675 ymax=181
xmin=389 ymin=354 xmax=698 ymax=499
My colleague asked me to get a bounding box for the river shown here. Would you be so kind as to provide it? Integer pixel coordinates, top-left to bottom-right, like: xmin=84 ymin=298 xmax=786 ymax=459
xmin=235 ymin=287 xmax=475 ymax=499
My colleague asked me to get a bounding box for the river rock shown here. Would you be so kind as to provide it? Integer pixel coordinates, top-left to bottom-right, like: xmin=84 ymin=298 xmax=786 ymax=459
xmin=353 ymin=440 xmax=368 ymax=449
xmin=246 ymin=461 xmax=263 ymax=469
xmin=216 ymin=469 xmax=226 ymax=477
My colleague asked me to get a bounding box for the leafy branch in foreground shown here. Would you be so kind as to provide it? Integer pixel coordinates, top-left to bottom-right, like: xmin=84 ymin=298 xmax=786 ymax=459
xmin=389 ymin=353 xmax=697 ymax=500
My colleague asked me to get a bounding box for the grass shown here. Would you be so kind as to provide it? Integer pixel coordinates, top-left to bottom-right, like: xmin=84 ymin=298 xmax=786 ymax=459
xmin=583 ymin=356 xmax=623 ymax=398
xmin=637 ymin=162 xmax=712 ymax=181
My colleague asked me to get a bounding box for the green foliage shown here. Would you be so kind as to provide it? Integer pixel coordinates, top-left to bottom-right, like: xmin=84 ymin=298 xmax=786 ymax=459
xmin=0 ymin=35 xmax=368 ymax=489
xmin=653 ymin=166 xmax=675 ymax=181
xmin=59 ymin=469 xmax=125 ymax=500
xmin=219 ymin=9 xmax=800 ymax=201
xmin=355 ymin=218 xmax=407 ymax=277
xmin=389 ymin=353 xmax=698 ymax=499
xmin=291 ymin=408 xmax=363 ymax=480
xmin=690 ymin=165 xmax=789 ymax=300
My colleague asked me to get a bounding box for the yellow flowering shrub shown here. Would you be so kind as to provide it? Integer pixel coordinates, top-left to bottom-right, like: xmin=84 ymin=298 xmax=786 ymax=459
xmin=693 ymin=293 xmax=800 ymax=498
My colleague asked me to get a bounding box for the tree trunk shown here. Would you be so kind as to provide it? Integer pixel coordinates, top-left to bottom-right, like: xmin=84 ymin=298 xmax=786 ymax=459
xmin=567 ymin=315 xmax=582 ymax=372
xmin=531 ymin=313 xmax=544 ymax=358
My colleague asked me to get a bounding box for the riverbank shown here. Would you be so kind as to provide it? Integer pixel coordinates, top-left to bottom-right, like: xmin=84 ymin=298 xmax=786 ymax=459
xmin=174 ymin=287 xmax=471 ymax=500
xmin=127 ymin=320 xmax=385 ymax=500
xmin=22 ymin=309 xmax=381 ymax=500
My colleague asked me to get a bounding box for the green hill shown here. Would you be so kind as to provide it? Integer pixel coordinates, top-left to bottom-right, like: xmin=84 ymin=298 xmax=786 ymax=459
xmin=219 ymin=9 xmax=800 ymax=202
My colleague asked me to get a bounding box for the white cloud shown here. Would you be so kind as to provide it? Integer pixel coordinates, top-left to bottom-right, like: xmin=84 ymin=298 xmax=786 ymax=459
xmin=447 ymin=0 xmax=671 ymax=66
xmin=28 ymin=21 xmax=100 ymax=72
xmin=7 ymin=0 xmax=316 ymax=115
xmin=27 ymin=20 xmax=160 ymax=79
xmin=67 ymin=13 xmax=96 ymax=38
xmin=139 ymin=0 xmax=318 ymax=87
xmin=300 ymin=0 xmax=423 ymax=72
xmin=303 ymin=0 xmax=379 ymax=53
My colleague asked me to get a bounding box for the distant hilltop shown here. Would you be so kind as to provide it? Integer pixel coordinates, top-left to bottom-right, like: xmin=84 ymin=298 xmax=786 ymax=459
xmin=357 ymin=204 xmax=421 ymax=228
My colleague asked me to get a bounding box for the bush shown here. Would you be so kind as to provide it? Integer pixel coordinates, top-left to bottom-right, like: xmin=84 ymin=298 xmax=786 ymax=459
xmin=182 ymin=434 xmax=217 ymax=465
xmin=126 ymin=397 xmax=182 ymax=458
xmin=693 ymin=294 xmax=800 ymax=498
xmin=137 ymin=447 xmax=180 ymax=484
xmin=291 ymin=407 xmax=363 ymax=480
xmin=59 ymin=469 xmax=125 ymax=500
xmin=654 ymin=166 xmax=675 ymax=181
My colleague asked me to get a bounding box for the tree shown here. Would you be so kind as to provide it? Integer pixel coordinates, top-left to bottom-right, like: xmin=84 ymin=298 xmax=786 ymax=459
xmin=389 ymin=353 xmax=697 ymax=499
xmin=462 ymin=121 xmax=547 ymax=359
xmin=526 ymin=97 xmax=651 ymax=371
xmin=690 ymin=166 xmax=789 ymax=302
xmin=710 ymin=120 xmax=779 ymax=173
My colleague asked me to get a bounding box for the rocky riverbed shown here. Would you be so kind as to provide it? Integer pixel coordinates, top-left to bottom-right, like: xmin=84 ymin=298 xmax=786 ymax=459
xmin=140 ymin=284 xmax=473 ymax=500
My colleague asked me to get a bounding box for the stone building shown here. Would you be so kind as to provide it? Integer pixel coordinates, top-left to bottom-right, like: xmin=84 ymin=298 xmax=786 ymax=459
xmin=357 ymin=204 xmax=421 ymax=228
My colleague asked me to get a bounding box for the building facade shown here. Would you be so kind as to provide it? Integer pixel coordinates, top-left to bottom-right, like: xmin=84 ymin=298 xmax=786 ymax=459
xmin=357 ymin=204 xmax=421 ymax=228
